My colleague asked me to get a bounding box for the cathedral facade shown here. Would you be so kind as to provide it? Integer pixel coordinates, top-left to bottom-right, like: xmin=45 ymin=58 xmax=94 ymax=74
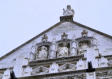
xmin=0 ymin=5 xmax=112 ymax=79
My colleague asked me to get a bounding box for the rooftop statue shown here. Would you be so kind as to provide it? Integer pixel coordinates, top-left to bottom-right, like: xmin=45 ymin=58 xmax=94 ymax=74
xmin=63 ymin=5 xmax=74 ymax=16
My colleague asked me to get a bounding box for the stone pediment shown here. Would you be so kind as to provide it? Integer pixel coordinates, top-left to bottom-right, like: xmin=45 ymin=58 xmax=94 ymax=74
xmin=1 ymin=20 xmax=112 ymax=61
xmin=1 ymin=5 xmax=112 ymax=79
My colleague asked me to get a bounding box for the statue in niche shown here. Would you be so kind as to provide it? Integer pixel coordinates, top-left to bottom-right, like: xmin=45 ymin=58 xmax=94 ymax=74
xmin=36 ymin=46 xmax=48 ymax=60
xmin=57 ymin=43 xmax=68 ymax=58
xmin=63 ymin=5 xmax=74 ymax=16
xmin=49 ymin=62 xmax=59 ymax=73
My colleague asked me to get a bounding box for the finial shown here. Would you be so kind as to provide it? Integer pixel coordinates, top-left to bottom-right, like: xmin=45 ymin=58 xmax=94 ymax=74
xmin=81 ymin=30 xmax=88 ymax=37
xmin=42 ymin=34 xmax=48 ymax=42
xmin=61 ymin=32 xmax=68 ymax=40
xmin=63 ymin=5 xmax=74 ymax=16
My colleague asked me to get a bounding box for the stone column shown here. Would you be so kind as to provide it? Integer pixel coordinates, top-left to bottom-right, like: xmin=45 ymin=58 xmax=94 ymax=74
xmin=49 ymin=40 xmax=57 ymax=59
xmin=70 ymin=41 xmax=77 ymax=56
xmin=13 ymin=58 xmax=24 ymax=77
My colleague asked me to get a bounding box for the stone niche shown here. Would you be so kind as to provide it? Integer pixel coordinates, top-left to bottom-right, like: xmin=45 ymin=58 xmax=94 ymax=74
xmin=56 ymin=32 xmax=73 ymax=58
xmin=35 ymin=34 xmax=52 ymax=60
xmin=75 ymin=30 xmax=96 ymax=55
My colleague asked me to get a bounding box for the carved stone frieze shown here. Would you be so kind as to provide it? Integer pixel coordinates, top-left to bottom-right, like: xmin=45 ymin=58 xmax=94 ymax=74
xmin=59 ymin=63 xmax=75 ymax=72
xmin=31 ymin=66 xmax=48 ymax=75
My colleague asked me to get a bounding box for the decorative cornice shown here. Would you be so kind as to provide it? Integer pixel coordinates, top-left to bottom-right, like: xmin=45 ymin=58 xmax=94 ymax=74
xmin=29 ymin=55 xmax=84 ymax=67
xmin=18 ymin=67 xmax=112 ymax=79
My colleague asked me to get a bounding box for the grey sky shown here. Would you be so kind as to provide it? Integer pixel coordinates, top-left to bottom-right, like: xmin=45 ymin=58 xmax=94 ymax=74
xmin=0 ymin=0 xmax=112 ymax=57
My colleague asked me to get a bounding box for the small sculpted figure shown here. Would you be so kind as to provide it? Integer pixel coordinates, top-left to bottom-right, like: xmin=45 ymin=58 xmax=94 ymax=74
xmin=37 ymin=46 xmax=48 ymax=60
xmin=58 ymin=43 xmax=68 ymax=58
xmin=63 ymin=5 xmax=74 ymax=16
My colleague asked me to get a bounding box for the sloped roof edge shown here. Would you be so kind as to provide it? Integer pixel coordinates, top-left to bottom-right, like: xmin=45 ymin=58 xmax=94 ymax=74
xmin=0 ymin=21 xmax=63 ymax=60
xmin=0 ymin=20 xmax=112 ymax=60
xmin=72 ymin=21 xmax=112 ymax=39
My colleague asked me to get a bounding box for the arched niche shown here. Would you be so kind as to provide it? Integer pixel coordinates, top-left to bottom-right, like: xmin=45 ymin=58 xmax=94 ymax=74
xmin=75 ymin=30 xmax=95 ymax=55
xmin=56 ymin=32 xmax=72 ymax=58
xmin=35 ymin=34 xmax=52 ymax=60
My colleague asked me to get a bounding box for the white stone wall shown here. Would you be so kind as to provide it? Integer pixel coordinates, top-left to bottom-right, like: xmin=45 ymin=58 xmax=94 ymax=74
xmin=0 ymin=22 xmax=112 ymax=78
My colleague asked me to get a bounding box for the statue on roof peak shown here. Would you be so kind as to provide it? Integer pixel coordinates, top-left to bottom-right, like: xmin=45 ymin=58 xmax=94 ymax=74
xmin=63 ymin=5 xmax=74 ymax=16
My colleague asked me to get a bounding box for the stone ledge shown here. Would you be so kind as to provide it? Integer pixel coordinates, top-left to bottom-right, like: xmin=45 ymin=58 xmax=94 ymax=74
xmin=29 ymin=55 xmax=85 ymax=66
xmin=18 ymin=67 xmax=112 ymax=79
xmin=60 ymin=15 xmax=73 ymax=22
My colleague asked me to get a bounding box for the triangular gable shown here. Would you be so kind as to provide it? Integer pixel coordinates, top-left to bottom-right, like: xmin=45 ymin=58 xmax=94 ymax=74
xmin=0 ymin=20 xmax=112 ymax=60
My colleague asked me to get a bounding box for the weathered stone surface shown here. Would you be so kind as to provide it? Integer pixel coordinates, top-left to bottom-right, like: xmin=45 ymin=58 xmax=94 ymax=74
xmin=0 ymin=5 xmax=112 ymax=79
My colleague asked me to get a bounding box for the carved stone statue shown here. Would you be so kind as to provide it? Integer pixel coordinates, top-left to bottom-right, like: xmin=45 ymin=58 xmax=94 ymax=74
xmin=37 ymin=46 xmax=48 ymax=60
xmin=49 ymin=63 xmax=59 ymax=73
xmin=57 ymin=43 xmax=68 ymax=58
xmin=63 ymin=5 xmax=74 ymax=16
